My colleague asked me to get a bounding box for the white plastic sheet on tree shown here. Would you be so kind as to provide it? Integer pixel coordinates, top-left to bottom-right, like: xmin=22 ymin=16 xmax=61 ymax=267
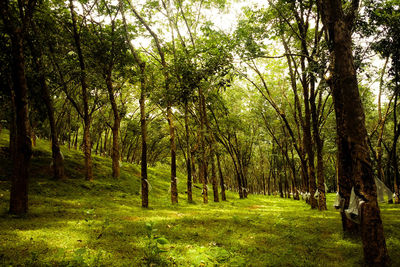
xmin=345 ymin=187 xmax=364 ymax=224
xmin=333 ymin=192 xmax=345 ymax=211
xmin=314 ymin=189 xmax=319 ymax=198
xmin=374 ymin=178 xmax=393 ymax=203
xmin=324 ymin=183 xmax=329 ymax=193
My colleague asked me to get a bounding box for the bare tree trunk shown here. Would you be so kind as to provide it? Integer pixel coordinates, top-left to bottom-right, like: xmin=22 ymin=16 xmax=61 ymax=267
xmin=4 ymin=19 xmax=32 ymax=215
xmin=199 ymin=88 xmax=208 ymax=203
xmin=167 ymin=106 xmax=178 ymax=204
xmin=74 ymin=128 xmax=79 ymax=150
xmin=310 ymin=82 xmax=326 ymax=210
xmin=139 ymin=71 xmax=148 ymax=208
xmin=105 ymin=73 xmax=120 ymax=178
xmin=210 ymin=150 xmax=219 ymax=202
xmin=191 ymin=151 xmax=197 ymax=184
xmin=318 ymin=0 xmax=390 ymax=264
xmin=41 ymin=72 xmax=65 ymax=180
xmin=184 ymin=101 xmax=193 ymax=203
xmin=216 ymin=153 xmax=226 ymax=201
xmin=70 ymin=0 xmax=93 ymax=181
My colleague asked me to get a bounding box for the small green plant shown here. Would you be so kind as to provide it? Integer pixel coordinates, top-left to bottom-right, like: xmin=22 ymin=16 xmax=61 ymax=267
xmin=143 ymin=222 xmax=169 ymax=266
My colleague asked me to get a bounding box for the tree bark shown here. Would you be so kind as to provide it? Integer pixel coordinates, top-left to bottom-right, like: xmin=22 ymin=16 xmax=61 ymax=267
xmin=139 ymin=69 xmax=148 ymax=208
xmin=1 ymin=0 xmax=35 ymax=215
xmin=184 ymin=101 xmax=193 ymax=203
xmin=210 ymin=148 xmax=219 ymax=202
xmin=216 ymin=152 xmax=226 ymax=201
xmin=105 ymin=73 xmax=121 ymax=178
xmin=199 ymin=88 xmax=208 ymax=203
xmin=70 ymin=0 xmax=93 ymax=181
xmin=310 ymin=82 xmax=326 ymax=210
xmin=318 ymin=0 xmax=390 ymax=264
xmin=167 ymin=106 xmax=178 ymax=204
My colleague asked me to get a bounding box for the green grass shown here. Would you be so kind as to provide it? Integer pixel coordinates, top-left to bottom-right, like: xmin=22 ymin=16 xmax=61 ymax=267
xmin=0 ymin=130 xmax=399 ymax=266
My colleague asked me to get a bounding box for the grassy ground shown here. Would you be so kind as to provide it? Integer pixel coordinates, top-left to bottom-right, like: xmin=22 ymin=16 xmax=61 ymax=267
xmin=0 ymin=131 xmax=399 ymax=266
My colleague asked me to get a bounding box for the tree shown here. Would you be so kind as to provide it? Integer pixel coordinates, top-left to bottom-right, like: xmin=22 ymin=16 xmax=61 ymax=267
xmin=317 ymin=0 xmax=390 ymax=264
xmin=0 ymin=0 xmax=36 ymax=215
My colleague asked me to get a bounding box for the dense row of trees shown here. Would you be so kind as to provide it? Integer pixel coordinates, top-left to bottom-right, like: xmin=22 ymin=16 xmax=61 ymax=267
xmin=1 ymin=0 xmax=398 ymax=265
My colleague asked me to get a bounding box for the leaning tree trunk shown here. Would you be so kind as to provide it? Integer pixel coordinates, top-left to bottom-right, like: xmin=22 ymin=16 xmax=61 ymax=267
xmin=318 ymin=0 xmax=390 ymax=264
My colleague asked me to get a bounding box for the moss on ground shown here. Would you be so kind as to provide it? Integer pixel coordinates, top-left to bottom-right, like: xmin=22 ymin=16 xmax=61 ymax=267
xmin=0 ymin=131 xmax=399 ymax=266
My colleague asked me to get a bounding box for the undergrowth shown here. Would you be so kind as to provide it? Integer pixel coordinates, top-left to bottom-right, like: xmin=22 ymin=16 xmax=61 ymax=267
xmin=0 ymin=131 xmax=399 ymax=266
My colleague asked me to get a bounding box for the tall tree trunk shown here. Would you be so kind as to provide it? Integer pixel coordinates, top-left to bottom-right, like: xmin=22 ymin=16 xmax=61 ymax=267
xmin=191 ymin=151 xmax=197 ymax=184
xmin=83 ymin=121 xmax=93 ymax=181
xmin=199 ymin=88 xmax=208 ymax=203
xmin=105 ymin=73 xmax=120 ymax=178
xmin=184 ymin=101 xmax=193 ymax=203
xmin=167 ymin=105 xmax=178 ymax=204
xmin=41 ymin=72 xmax=65 ymax=180
xmin=74 ymin=128 xmax=79 ymax=150
xmin=103 ymin=129 xmax=108 ymax=156
xmin=139 ymin=70 xmax=148 ymax=208
xmin=70 ymin=0 xmax=93 ymax=181
xmin=376 ymin=58 xmax=389 ymax=192
xmin=310 ymin=81 xmax=326 ymax=210
xmin=318 ymin=0 xmax=390 ymax=264
xmin=210 ymin=149 xmax=219 ymax=202
xmin=7 ymin=24 xmax=32 ymax=215
xmin=303 ymin=87 xmax=317 ymax=208
xmin=216 ymin=153 xmax=226 ymax=201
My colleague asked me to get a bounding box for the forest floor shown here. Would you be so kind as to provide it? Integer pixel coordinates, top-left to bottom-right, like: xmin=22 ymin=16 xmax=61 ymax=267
xmin=0 ymin=131 xmax=399 ymax=266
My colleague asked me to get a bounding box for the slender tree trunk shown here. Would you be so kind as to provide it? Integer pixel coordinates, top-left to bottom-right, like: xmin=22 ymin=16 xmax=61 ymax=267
xmin=191 ymin=151 xmax=197 ymax=184
xmin=210 ymin=150 xmax=219 ymax=202
xmin=105 ymin=73 xmax=121 ymax=178
xmin=167 ymin=105 xmax=178 ymax=204
xmin=103 ymin=129 xmax=108 ymax=156
xmin=41 ymin=73 xmax=65 ymax=180
xmin=70 ymin=0 xmax=93 ymax=181
xmin=199 ymin=88 xmax=208 ymax=203
xmin=74 ymin=128 xmax=79 ymax=150
xmin=83 ymin=121 xmax=93 ymax=181
xmin=184 ymin=101 xmax=193 ymax=203
xmin=310 ymin=81 xmax=326 ymax=210
xmin=216 ymin=153 xmax=226 ymax=201
xmin=318 ymin=1 xmax=390 ymax=264
xmin=139 ymin=71 xmax=148 ymax=208
xmin=376 ymin=58 xmax=389 ymax=191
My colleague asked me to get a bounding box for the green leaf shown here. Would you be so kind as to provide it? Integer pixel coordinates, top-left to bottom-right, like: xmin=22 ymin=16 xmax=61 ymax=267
xmin=145 ymin=222 xmax=152 ymax=231
xmin=156 ymin=237 xmax=169 ymax=245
